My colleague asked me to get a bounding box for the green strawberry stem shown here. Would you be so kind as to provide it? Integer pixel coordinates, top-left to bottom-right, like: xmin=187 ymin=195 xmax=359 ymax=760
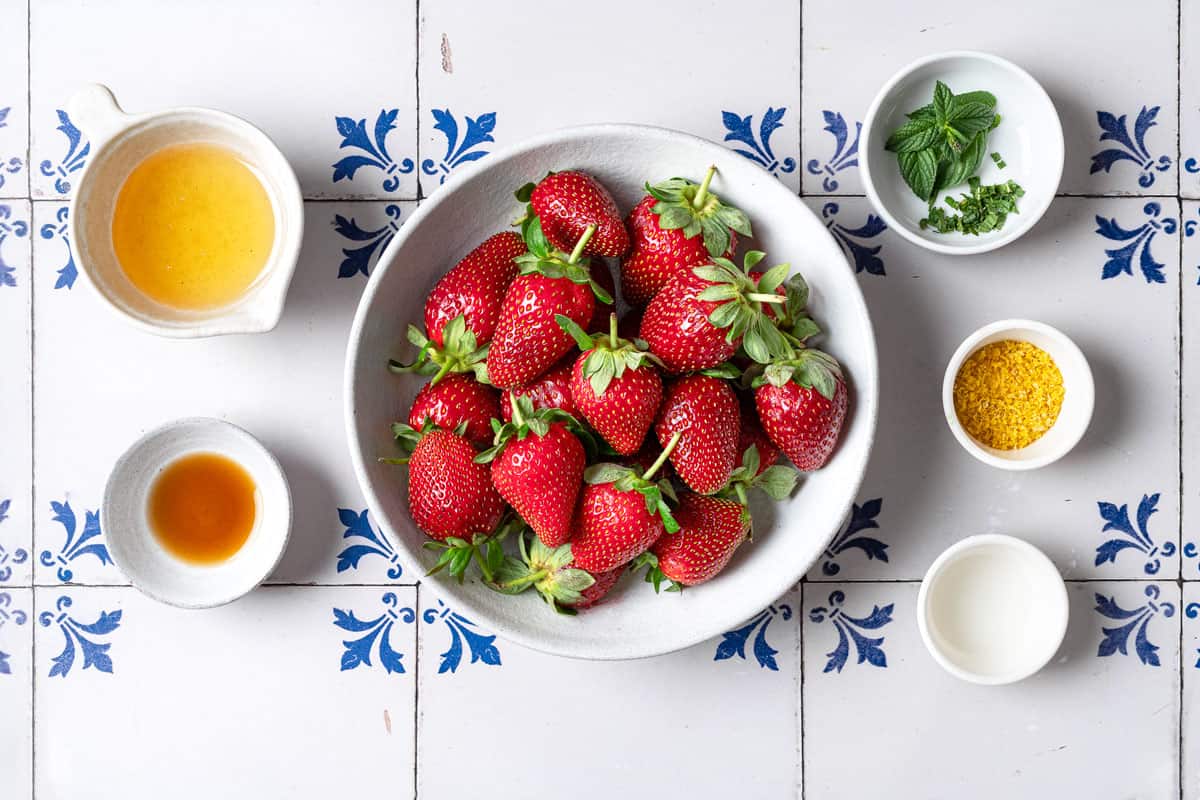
xmin=733 ymin=482 xmax=749 ymax=508
xmin=508 ymin=391 xmax=526 ymax=427
xmin=692 ymin=165 xmax=717 ymax=210
xmin=430 ymin=359 xmax=455 ymax=386
xmin=568 ymin=224 xmax=597 ymax=264
xmin=473 ymin=546 xmax=496 ymax=583
xmin=746 ymin=293 xmax=788 ymax=304
xmin=609 ymin=313 xmax=619 ymax=349
xmin=643 ymin=432 xmax=681 ymax=481
xmin=502 ymin=568 xmax=548 ymax=590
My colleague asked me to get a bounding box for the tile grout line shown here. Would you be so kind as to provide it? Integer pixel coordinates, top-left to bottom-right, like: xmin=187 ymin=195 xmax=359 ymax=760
xmin=27 ymin=0 xmax=36 ymax=795
xmin=1177 ymin=4 xmax=1185 ymax=798
xmin=412 ymin=582 xmax=421 ymax=800
xmin=414 ymin=0 xmax=423 ymax=204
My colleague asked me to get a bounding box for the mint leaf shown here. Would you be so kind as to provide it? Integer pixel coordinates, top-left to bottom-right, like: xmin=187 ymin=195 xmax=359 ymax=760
xmin=954 ymin=90 xmax=997 ymax=108
xmin=948 ymin=106 xmax=998 ymax=139
xmin=932 ymin=81 xmax=953 ymax=123
xmin=939 ymin=131 xmax=987 ymax=191
xmin=884 ymin=117 xmax=940 ymax=153
xmin=898 ymin=148 xmax=938 ymax=201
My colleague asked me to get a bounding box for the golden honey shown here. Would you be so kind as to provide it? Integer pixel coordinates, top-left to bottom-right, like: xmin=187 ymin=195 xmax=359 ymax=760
xmin=148 ymin=452 xmax=257 ymax=565
xmin=112 ymin=143 xmax=275 ymax=309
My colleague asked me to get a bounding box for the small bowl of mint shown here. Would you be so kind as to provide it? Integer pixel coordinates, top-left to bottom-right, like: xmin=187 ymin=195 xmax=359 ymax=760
xmin=860 ymin=51 xmax=1063 ymax=255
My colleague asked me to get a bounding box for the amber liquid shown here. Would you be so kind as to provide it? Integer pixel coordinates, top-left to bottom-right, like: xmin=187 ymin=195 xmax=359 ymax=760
xmin=148 ymin=452 xmax=257 ymax=565
xmin=111 ymin=142 xmax=276 ymax=310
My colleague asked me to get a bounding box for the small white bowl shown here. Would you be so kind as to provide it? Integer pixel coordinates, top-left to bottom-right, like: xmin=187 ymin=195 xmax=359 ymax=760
xmin=67 ymin=84 xmax=304 ymax=338
xmin=102 ymin=417 xmax=292 ymax=608
xmin=943 ymin=319 xmax=1093 ymax=471
xmin=861 ymin=51 xmax=1063 ymax=255
xmin=918 ymin=534 xmax=1068 ymax=685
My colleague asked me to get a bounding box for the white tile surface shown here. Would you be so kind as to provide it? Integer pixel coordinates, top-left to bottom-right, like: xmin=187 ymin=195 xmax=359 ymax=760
xmin=0 ymin=588 xmax=32 ymax=800
xmin=417 ymin=587 xmax=801 ymax=799
xmin=417 ymin=0 xmax=801 ymax=195
xmin=806 ymin=196 xmax=1181 ymax=582
xmin=1179 ymin=2 xmax=1200 ymax=198
xmin=1183 ymin=200 xmax=1200 ymax=579
xmin=0 ymin=200 xmax=31 ymax=587
xmin=34 ymin=586 xmax=416 ymax=799
xmin=803 ymin=581 xmax=1180 ymax=799
xmin=32 ymin=201 xmax=419 ymax=586
xmin=0 ymin=0 xmax=28 ymax=199
xmin=1185 ymin=584 xmax=1200 ymax=799
xmin=803 ymin=0 xmax=1179 ymax=196
xmin=29 ymin=0 xmax=418 ymax=199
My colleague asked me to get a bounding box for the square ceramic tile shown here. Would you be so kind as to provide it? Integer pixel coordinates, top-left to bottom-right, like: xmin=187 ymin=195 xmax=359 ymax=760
xmin=31 ymin=201 xmax=418 ymax=585
xmin=802 ymin=0 xmax=1179 ymax=196
xmin=1184 ymin=583 xmax=1200 ymax=799
xmin=0 ymin=0 xmax=28 ymax=199
xmin=0 ymin=200 xmax=31 ymax=587
xmin=417 ymin=0 xmax=800 ymax=195
xmin=29 ymin=0 xmax=417 ymax=199
xmin=34 ymin=586 xmax=416 ymax=798
xmin=804 ymin=196 xmax=1180 ymax=582
xmin=1183 ymin=200 xmax=1200 ymax=578
xmin=0 ymin=587 xmax=32 ymax=800
xmin=803 ymin=581 xmax=1180 ymax=798
xmin=417 ymin=586 xmax=800 ymax=798
xmin=1180 ymin=2 xmax=1200 ymax=198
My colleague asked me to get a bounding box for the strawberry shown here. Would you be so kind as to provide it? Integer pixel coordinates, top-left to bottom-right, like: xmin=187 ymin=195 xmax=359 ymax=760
xmin=390 ymin=232 xmax=524 ymax=383
xmin=500 ymin=358 xmax=577 ymax=422
xmin=620 ymin=167 xmax=749 ymax=306
xmin=754 ymin=349 xmax=848 ymax=471
xmin=477 ymin=397 xmax=586 ymax=548
xmin=640 ymin=493 xmax=751 ymax=588
xmin=737 ymin=406 xmax=780 ymax=476
xmin=492 ymin=531 xmax=622 ymax=614
xmin=557 ymin=313 xmax=663 ymax=455
xmin=487 ymin=222 xmax=611 ymax=389
xmin=640 ymin=251 xmax=791 ymax=374
xmin=655 ymin=374 xmax=740 ymax=494
xmin=517 ymin=171 xmax=629 ymax=258
xmin=569 ymin=435 xmax=681 ymax=574
xmin=403 ymin=374 xmax=499 ymax=447
xmin=586 ymin=257 xmax=616 ymax=333
xmin=404 ymin=429 xmax=505 ymax=543
xmin=570 ymin=565 xmax=623 ymax=609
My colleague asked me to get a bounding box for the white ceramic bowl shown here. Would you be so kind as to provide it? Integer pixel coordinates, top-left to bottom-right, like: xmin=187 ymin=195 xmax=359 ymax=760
xmin=345 ymin=124 xmax=879 ymax=660
xmin=943 ymin=319 xmax=1093 ymax=471
xmin=67 ymin=84 xmax=304 ymax=338
xmin=918 ymin=534 xmax=1068 ymax=685
xmin=102 ymin=417 xmax=292 ymax=608
xmin=860 ymin=51 xmax=1063 ymax=255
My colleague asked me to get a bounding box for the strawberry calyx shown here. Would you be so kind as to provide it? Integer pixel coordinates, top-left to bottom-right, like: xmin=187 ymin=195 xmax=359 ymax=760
xmin=424 ymin=512 xmax=523 ymax=584
xmin=513 ymin=217 xmax=614 ymax=304
xmin=693 ymin=251 xmax=793 ymax=365
xmin=475 ymin=395 xmax=595 ymax=464
xmin=556 ymin=312 xmax=664 ymax=398
xmin=583 ymin=431 xmax=682 ymax=533
xmin=752 ymin=347 xmax=844 ymax=401
xmin=646 ymin=165 xmax=752 ymax=257
xmin=388 ymin=314 xmax=490 ymax=385
xmin=388 ymin=418 xmax=469 ymax=456
xmin=629 ymin=551 xmax=681 ymax=594
xmin=721 ymin=444 xmax=800 ymax=506
xmin=490 ymin=530 xmax=597 ymax=615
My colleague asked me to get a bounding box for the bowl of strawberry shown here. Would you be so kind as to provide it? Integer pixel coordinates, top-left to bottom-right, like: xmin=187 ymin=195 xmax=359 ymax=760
xmin=345 ymin=125 xmax=878 ymax=660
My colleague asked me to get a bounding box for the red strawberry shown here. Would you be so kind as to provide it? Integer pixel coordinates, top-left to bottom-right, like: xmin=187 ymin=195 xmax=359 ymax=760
xmin=405 ymin=374 xmax=499 ymax=447
xmin=586 ymin=257 xmax=616 ymax=332
xmin=390 ymin=232 xmax=524 ymax=383
xmin=754 ymin=349 xmax=848 ymax=471
xmin=569 ymin=566 xmax=623 ymax=609
xmin=406 ymin=429 xmax=504 ymax=542
xmin=480 ymin=397 xmax=585 ymax=548
xmin=640 ymin=251 xmax=791 ymax=374
xmin=737 ymin=407 xmax=780 ymax=476
xmin=518 ymin=171 xmax=629 ymax=258
xmin=642 ymin=493 xmax=751 ymax=587
xmin=493 ymin=531 xmax=622 ymax=613
xmin=620 ymin=167 xmax=749 ymax=306
xmin=557 ymin=313 xmax=663 ymax=455
xmin=500 ymin=359 xmax=577 ymax=422
xmin=621 ymin=441 xmax=673 ymax=481
xmin=656 ymin=375 xmax=740 ymax=494
xmin=487 ymin=224 xmax=610 ymax=389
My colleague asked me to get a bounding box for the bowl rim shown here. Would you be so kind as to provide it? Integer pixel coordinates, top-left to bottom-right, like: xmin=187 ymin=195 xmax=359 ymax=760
xmin=860 ymin=49 xmax=1064 ymax=256
xmin=941 ymin=318 xmax=1094 ymax=471
xmin=343 ymin=122 xmax=879 ymax=660
xmin=101 ymin=416 xmax=293 ymax=609
xmin=916 ymin=533 xmax=1069 ymax=685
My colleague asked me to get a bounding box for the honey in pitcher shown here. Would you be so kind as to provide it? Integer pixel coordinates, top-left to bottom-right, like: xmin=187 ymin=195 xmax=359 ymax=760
xmin=112 ymin=143 xmax=275 ymax=310
xmin=148 ymin=452 xmax=257 ymax=565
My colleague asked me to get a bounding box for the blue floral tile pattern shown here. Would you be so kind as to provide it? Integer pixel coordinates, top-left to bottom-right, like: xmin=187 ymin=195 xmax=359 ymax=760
xmin=0 ymin=107 xmax=22 ymax=192
xmin=39 ymin=595 xmax=121 ymax=678
xmin=0 ymin=204 xmax=28 ymax=288
xmin=332 ymin=109 xmax=414 ymax=193
xmin=1095 ymin=585 xmax=1174 ymax=667
xmin=1090 ymin=107 xmax=1171 ymax=189
xmin=40 ymin=205 xmax=76 ymax=289
xmin=1094 ymin=493 xmax=1176 ymax=575
xmin=422 ymin=598 xmax=500 ymax=674
xmin=1095 ymin=202 xmax=1176 ymax=283
xmin=0 ymin=591 xmax=28 ymax=676
xmin=821 ymin=498 xmax=887 ymax=576
xmin=713 ymin=601 xmax=793 ymax=671
xmin=809 ymin=590 xmax=892 ymax=673
xmin=822 ymin=202 xmax=886 ymax=276
xmin=421 ymin=109 xmax=497 ymax=187
xmin=0 ymin=499 xmax=29 ymax=584
xmin=806 ymin=111 xmax=860 ymax=191
xmin=721 ymin=107 xmax=796 ymax=178
xmin=40 ymin=500 xmax=112 ymax=583
xmin=39 ymin=110 xmax=89 ymax=195
xmin=1188 ymin=603 xmax=1200 ymax=669
xmin=334 ymin=591 xmax=411 ymax=676
xmin=334 ymin=507 xmax=403 ymax=578
xmin=333 ymin=206 xmax=403 ymax=279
